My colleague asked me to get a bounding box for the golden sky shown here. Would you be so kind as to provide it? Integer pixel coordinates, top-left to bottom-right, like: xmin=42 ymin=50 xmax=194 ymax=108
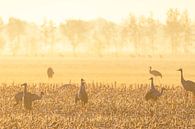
xmin=0 ymin=0 xmax=195 ymax=24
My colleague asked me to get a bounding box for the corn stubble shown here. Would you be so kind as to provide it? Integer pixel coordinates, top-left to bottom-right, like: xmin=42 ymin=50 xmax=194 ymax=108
xmin=0 ymin=83 xmax=195 ymax=128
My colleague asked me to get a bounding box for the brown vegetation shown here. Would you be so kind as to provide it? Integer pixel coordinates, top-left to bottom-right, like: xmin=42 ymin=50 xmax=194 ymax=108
xmin=0 ymin=83 xmax=195 ymax=128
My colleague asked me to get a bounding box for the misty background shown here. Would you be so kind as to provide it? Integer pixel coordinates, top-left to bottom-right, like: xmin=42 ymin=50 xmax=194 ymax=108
xmin=0 ymin=8 xmax=194 ymax=57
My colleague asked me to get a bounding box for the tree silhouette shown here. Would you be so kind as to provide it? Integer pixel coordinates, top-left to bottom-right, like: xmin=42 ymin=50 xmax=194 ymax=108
xmin=0 ymin=17 xmax=5 ymax=51
xmin=180 ymin=10 xmax=192 ymax=53
xmin=138 ymin=16 xmax=148 ymax=54
xmin=165 ymin=9 xmax=181 ymax=55
xmin=7 ymin=17 xmax=26 ymax=56
xmin=41 ymin=20 xmax=56 ymax=55
xmin=0 ymin=9 xmax=193 ymax=57
xmin=124 ymin=15 xmax=141 ymax=55
xmin=90 ymin=19 xmax=117 ymax=57
xmin=146 ymin=15 xmax=158 ymax=54
xmin=60 ymin=20 xmax=89 ymax=56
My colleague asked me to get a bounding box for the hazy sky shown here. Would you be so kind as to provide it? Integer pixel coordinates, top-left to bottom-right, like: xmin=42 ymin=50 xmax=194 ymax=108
xmin=0 ymin=0 xmax=195 ymax=24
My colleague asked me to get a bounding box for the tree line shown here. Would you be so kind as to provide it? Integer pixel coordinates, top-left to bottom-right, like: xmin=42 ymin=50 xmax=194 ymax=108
xmin=0 ymin=9 xmax=194 ymax=57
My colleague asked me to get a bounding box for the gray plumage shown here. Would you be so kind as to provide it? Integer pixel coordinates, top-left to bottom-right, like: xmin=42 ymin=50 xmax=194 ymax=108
xmin=22 ymin=83 xmax=32 ymax=110
xmin=47 ymin=67 xmax=54 ymax=78
xmin=14 ymin=92 xmax=44 ymax=106
xmin=75 ymin=79 xmax=88 ymax=105
xmin=15 ymin=83 xmax=44 ymax=110
xmin=177 ymin=68 xmax=195 ymax=95
xmin=149 ymin=66 xmax=162 ymax=78
xmin=59 ymin=80 xmax=76 ymax=89
xmin=145 ymin=77 xmax=165 ymax=101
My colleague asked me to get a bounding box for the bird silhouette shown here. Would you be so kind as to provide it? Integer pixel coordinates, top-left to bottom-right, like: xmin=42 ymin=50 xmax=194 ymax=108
xmin=30 ymin=92 xmax=44 ymax=101
xmin=21 ymin=83 xmax=33 ymax=110
xmin=60 ymin=80 xmax=76 ymax=88
xmin=14 ymin=92 xmax=44 ymax=106
xmin=15 ymin=83 xmax=44 ymax=110
xmin=75 ymin=78 xmax=88 ymax=105
xmin=177 ymin=68 xmax=195 ymax=95
xmin=47 ymin=67 xmax=54 ymax=79
xmin=14 ymin=91 xmax=44 ymax=106
xmin=149 ymin=66 xmax=162 ymax=78
xmin=145 ymin=77 xmax=165 ymax=101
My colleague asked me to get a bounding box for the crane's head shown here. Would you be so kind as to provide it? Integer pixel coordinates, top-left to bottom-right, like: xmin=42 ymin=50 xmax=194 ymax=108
xmin=177 ymin=68 xmax=182 ymax=72
xmin=149 ymin=66 xmax=152 ymax=69
xmin=48 ymin=67 xmax=54 ymax=73
xmin=149 ymin=77 xmax=153 ymax=80
xmin=81 ymin=78 xmax=85 ymax=83
xmin=21 ymin=83 xmax=27 ymax=87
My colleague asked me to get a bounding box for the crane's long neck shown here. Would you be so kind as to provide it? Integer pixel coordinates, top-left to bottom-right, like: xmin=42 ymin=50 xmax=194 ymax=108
xmin=24 ymin=85 xmax=27 ymax=95
xmin=151 ymin=79 xmax=155 ymax=89
xmin=180 ymin=70 xmax=185 ymax=84
xmin=79 ymin=83 xmax=85 ymax=93
xmin=149 ymin=68 xmax=152 ymax=73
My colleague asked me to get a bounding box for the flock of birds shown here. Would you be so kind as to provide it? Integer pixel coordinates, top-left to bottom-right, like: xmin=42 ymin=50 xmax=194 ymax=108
xmin=13 ymin=66 xmax=195 ymax=110
xmin=146 ymin=67 xmax=195 ymax=102
xmin=14 ymin=67 xmax=88 ymax=110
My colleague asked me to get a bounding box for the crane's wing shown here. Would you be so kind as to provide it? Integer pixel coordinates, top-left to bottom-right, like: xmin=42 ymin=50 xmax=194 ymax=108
xmin=30 ymin=94 xmax=39 ymax=101
xmin=151 ymin=88 xmax=161 ymax=96
xmin=82 ymin=91 xmax=88 ymax=103
xmin=15 ymin=92 xmax=23 ymax=101
xmin=186 ymin=80 xmax=195 ymax=90
xmin=145 ymin=91 xmax=152 ymax=100
xmin=152 ymin=70 xmax=162 ymax=77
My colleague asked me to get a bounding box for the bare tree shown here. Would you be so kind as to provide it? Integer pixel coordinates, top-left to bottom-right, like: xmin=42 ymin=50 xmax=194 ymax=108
xmin=60 ymin=20 xmax=89 ymax=56
xmin=124 ymin=15 xmax=142 ymax=55
xmin=7 ymin=17 xmax=26 ymax=56
xmin=146 ymin=15 xmax=158 ymax=54
xmin=90 ymin=18 xmax=117 ymax=57
xmin=0 ymin=17 xmax=5 ymax=52
xmin=180 ymin=10 xmax=192 ymax=53
xmin=165 ymin=9 xmax=181 ymax=55
xmin=41 ymin=20 xmax=56 ymax=55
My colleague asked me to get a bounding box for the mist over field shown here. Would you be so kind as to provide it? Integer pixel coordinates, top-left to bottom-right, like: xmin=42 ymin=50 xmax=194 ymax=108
xmin=0 ymin=7 xmax=195 ymax=85
xmin=1 ymin=0 xmax=195 ymax=128
xmin=0 ymin=56 xmax=194 ymax=86
xmin=0 ymin=8 xmax=194 ymax=57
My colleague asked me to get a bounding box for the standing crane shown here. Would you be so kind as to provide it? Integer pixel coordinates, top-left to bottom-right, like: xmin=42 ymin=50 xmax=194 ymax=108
xmin=22 ymin=83 xmax=33 ymax=110
xmin=14 ymin=91 xmax=44 ymax=106
xmin=177 ymin=68 xmax=195 ymax=101
xmin=75 ymin=78 xmax=88 ymax=105
xmin=47 ymin=67 xmax=54 ymax=79
xmin=145 ymin=77 xmax=165 ymax=101
xmin=14 ymin=83 xmax=44 ymax=110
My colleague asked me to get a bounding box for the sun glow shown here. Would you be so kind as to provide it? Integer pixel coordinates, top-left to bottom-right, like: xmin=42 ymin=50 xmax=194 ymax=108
xmin=0 ymin=0 xmax=195 ymax=24
xmin=0 ymin=0 xmax=194 ymax=56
